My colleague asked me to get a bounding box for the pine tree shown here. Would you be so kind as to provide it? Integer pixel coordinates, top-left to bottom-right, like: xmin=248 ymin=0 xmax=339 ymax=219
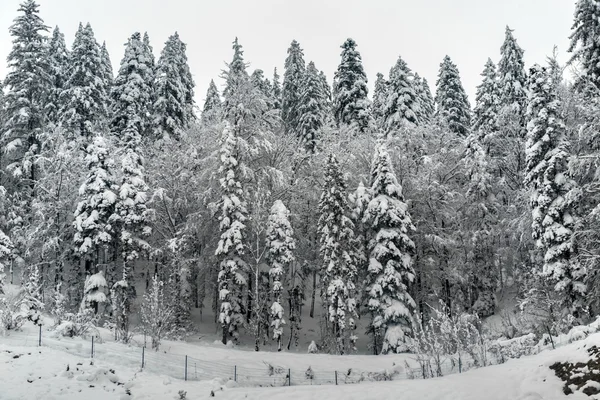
xmin=201 ymin=79 xmax=222 ymax=125
xmin=297 ymin=61 xmax=327 ymax=152
xmin=282 ymin=40 xmax=306 ymax=134
xmin=215 ymin=122 xmax=248 ymax=344
xmin=60 ymin=23 xmax=108 ymax=139
xmin=524 ymin=65 xmax=584 ymax=315
xmin=413 ymin=73 xmax=434 ymax=124
xmin=46 ymin=26 xmax=69 ymax=126
xmin=333 ymin=38 xmax=372 ymax=133
xmin=111 ymin=32 xmax=155 ymax=138
xmin=265 ymin=200 xmax=296 ymax=351
xmin=435 ymin=55 xmax=471 ymax=135
xmin=154 ymin=32 xmax=195 ymax=140
xmin=100 ymin=42 xmax=114 ymax=91
xmin=272 ymin=67 xmax=282 ymax=110
xmin=318 ymin=154 xmax=359 ymax=354
xmin=383 ymin=56 xmax=420 ymax=132
xmin=371 ymin=73 xmax=388 ymax=127
xmin=569 ymin=0 xmax=600 ymax=91
xmin=364 ymin=144 xmax=417 ymax=354
xmin=80 ymin=271 xmax=108 ymax=314
xmin=0 ymin=226 xmax=14 ymax=295
xmin=3 ymin=0 xmax=50 ymax=186
xmin=73 ymin=134 xmax=117 ymax=276
xmin=223 ymin=38 xmax=248 ymax=114
xmin=473 ymin=58 xmax=501 ymax=135
xmin=498 ymin=26 xmax=527 ymax=120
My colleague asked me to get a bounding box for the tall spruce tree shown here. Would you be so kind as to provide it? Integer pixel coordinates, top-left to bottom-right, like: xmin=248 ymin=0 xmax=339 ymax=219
xmin=154 ymin=32 xmax=195 ymax=140
xmin=272 ymin=67 xmax=282 ymax=110
xmin=569 ymin=0 xmax=600 ymax=91
xmin=215 ymin=122 xmax=248 ymax=344
xmin=318 ymin=154 xmax=359 ymax=354
xmin=364 ymin=144 xmax=417 ymax=354
xmin=60 ymin=23 xmax=108 ymax=139
xmin=498 ymin=27 xmax=527 ymax=120
xmin=333 ymin=38 xmax=372 ymax=133
xmin=414 ymin=73 xmax=434 ymax=124
xmin=111 ymin=32 xmax=155 ymax=138
xmin=524 ymin=64 xmax=584 ymax=315
xmin=201 ymin=79 xmax=222 ymax=125
xmin=435 ymin=55 xmax=471 ymax=135
xmin=46 ymin=26 xmax=69 ymax=126
xmin=3 ymin=0 xmax=50 ymax=186
xmin=371 ymin=73 xmax=388 ymax=127
xmin=383 ymin=56 xmax=420 ymax=132
xmin=100 ymin=42 xmax=114 ymax=90
xmin=282 ymin=40 xmax=306 ymax=135
xmin=297 ymin=61 xmax=327 ymax=152
xmin=473 ymin=58 xmax=501 ymax=135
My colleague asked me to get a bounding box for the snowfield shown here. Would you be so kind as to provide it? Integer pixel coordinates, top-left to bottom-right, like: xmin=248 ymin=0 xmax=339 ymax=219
xmin=3 ymin=325 xmax=600 ymax=399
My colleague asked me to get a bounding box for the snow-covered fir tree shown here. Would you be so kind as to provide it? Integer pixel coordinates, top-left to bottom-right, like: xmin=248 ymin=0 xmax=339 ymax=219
xmin=333 ymin=38 xmax=372 ymax=133
xmin=524 ymin=64 xmax=585 ymax=316
xmin=100 ymin=42 xmax=114 ymax=91
xmin=435 ymin=55 xmax=471 ymax=135
xmin=498 ymin=26 xmax=527 ymax=122
xmin=60 ymin=23 xmax=109 ymax=139
xmin=282 ymin=40 xmax=306 ymax=135
xmin=154 ymin=32 xmax=195 ymax=140
xmin=364 ymin=144 xmax=417 ymax=354
xmin=46 ymin=26 xmax=69 ymax=126
xmin=2 ymin=0 xmax=50 ymax=186
xmin=0 ymin=227 xmax=14 ymax=295
xmin=215 ymin=122 xmax=248 ymax=344
xmin=297 ymin=61 xmax=327 ymax=152
xmin=473 ymin=58 xmax=501 ymax=135
xmin=371 ymin=73 xmax=388 ymax=127
xmin=383 ymin=56 xmax=420 ymax=132
xmin=318 ymin=154 xmax=359 ymax=354
xmin=73 ymin=134 xmax=117 ymax=276
xmin=80 ymin=271 xmax=108 ymax=314
xmin=265 ymin=200 xmax=296 ymax=351
xmin=569 ymin=0 xmax=600 ymax=91
xmin=413 ymin=73 xmax=435 ymax=124
xmin=201 ymin=79 xmax=222 ymax=125
xmin=272 ymin=67 xmax=282 ymax=110
xmin=111 ymin=32 xmax=155 ymax=138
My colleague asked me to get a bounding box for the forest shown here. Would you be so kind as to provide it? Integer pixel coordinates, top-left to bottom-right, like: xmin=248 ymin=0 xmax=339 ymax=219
xmin=0 ymin=0 xmax=598 ymax=358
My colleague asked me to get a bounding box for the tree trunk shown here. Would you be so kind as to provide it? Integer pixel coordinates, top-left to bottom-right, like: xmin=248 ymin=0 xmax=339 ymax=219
xmin=310 ymin=269 xmax=317 ymax=318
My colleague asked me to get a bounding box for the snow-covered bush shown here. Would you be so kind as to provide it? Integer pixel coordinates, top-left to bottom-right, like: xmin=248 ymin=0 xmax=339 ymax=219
xmin=308 ymin=340 xmax=319 ymax=354
xmin=80 ymin=271 xmax=108 ymax=314
xmin=140 ymin=274 xmax=176 ymax=350
xmin=488 ymin=333 xmax=537 ymax=363
xmin=53 ymin=308 xmax=100 ymax=339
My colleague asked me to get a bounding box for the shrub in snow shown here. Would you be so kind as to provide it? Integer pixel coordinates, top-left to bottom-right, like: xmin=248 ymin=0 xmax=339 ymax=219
xmin=489 ymin=333 xmax=537 ymax=364
xmin=140 ymin=274 xmax=176 ymax=350
xmin=52 ymin=308 xmax=100 ymax=339
xmin=80 ymin=271 xmax=108 ymax=314
xmin=308 ymin=340 xmax=318 ymax=354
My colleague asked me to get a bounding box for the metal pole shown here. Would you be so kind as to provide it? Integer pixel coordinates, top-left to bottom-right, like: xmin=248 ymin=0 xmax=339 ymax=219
xmin=234 ymin=365 xmax=237 ymax=382
xmin=91 ymin=336 xmax=94 ymax=358
xmin=288 ymin=369 xmax=291 ymax=386
xmin=38 ymin=325 xmax=41 ymax=347
xmin=335 ymin=370 xmax=338 ymax=385
xmin=141 ymin=346 xmax=145 ymax=369
xmin=185 ymin=356 xmax=188 ymax=381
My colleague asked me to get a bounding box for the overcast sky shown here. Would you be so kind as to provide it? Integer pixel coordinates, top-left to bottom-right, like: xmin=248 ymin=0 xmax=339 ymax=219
xmin=0 ymin=0 xmax=576 ymax=107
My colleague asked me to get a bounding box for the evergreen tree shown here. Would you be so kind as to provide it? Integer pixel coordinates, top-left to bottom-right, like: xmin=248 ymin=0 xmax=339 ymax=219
xmin=215 ymin=122 xmax=248 ymax=344
xmin=154 ymin=32 xmax=195 ymax=140
xmin=80 ymin=271 xmax=108 ymax=314
xmin=297 ymin=61 xmax=327 ymax=152
xmin=282 ymin=40 xmax=306 ymax=134
xmin=201 ymin=79 xmax=222 ymax=125
xmin=272 ymin=67 xmax=282 ymax=110
xmin=569 ymin=0 xmax=600 ymax=91
xmin=333 ymin=38 xmax=372 ymax=133
xmin=383 ymin=56 xmax=420 ymax=132
xmin=46 ymin=26 xmax=69 ymax=126
xmin=371 ymin=73 xmax=388 ymax=127
xmin=473 ymin=58 xmax=501 ymax=135
xmin=498 ymin=26 xmax=527 ymax=120
xmin=0 ymin=224 xmax=14 ymax=295
xmin=3 ymin=0 xmax=50 ymax=185
xmin=100 ymin=42 xmax=114 ymax=90
xmin=111 ymin=32 xmax=155 ymax=138
xmin=413 ymin=73 xmax=434 ymax=124
xmin=435 ymin=55 xmax=471 ymax=135
xmin=60 ymin=23 xmax=108 ymax=139
xmin=318 ymin=154 xmax=359 ymax=354
xmin=223 ymin=37 xmax=248 ymax=113
xmin=364 ymin=144 xmax=417 ymax=354
xmin=524 ymin=65 xmax=584 ymax=315
xmin=265 ymin=200 xmax=296 ymax=351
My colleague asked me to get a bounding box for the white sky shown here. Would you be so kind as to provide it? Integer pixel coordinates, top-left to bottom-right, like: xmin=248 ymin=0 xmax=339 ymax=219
xmin=0 ymin=0 xmax=576 ymax=107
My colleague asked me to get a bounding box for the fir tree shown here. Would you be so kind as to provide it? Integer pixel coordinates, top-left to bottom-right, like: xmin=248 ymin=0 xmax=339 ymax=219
xmin=265 ymin=200 xmax=296 ymax=351
xmin=46 ymin=26 xmax=69 ymax=126
xmin=111 ymin=32 xmax=155 ymax=138
xmin=318 ymin=154 xmax=359 ymax=354
xmin=222 ymin=38 xmax=248 ymax=114
xmin=524 ymin=64 xmax=584 ymax=315
xmin=154 ymin=32 xmax=195 ymax=140
xmin=569 ymin=0 xmax=600 ymax=91
xmin=383 ymin=56 xmax=420 ymax=132
xmin=80 ymin=271 xmax=108 ymax=314
xmin=201 ymin=79 xmax=222 ymax=125
xmin=473 ymin=58 xmax=501 ymax=135
xmin=364 ymin=144 xmax=417 ymax=354
xmin=413 ymin=73 xmax=434 ymax=124
xmin=272 ymin=67 xmax=282 ymax=110
xmin=371 ymin=73 xmax=388 ymax=127
xmin=215 ymin=122 xmax=248 ymax=344
xmin=100 ymin=42 xmax=114 ymax=90
xmin=0 ymin=225 xmax=14 ymax=295
xmin=3 ymin=0 xmax=50 ymax=186
xmin=435 ymin=55 xmax=471 ymax=135
xmin=60 ymin=23 xmax=108 ymax=139
xmin=498 ymin=26 xmax=527 ymax=120
xmin=332 ymin=38 xmax=372 ymax=133
xmin=297 ymin=61 xmax=327 ymax=152
xmin=282 ymin=40 xmax=306 ymax=134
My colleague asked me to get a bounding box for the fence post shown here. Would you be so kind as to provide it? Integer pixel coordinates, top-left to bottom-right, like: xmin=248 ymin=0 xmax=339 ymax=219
xmin=234 ymin=365 xmax=237 ymax=382
xmin=458 ymin=358 xmax=462 ymax=373
xmin=288 ymin=369 xmax=291 ymax=386
xmin=335 ymin=370 xmax=338 ymax=385
xmin=141 ymin=346 xmax=145 ymax=369
xmin=185 ymin=356 xmax=188 ymax=381
xmin=91 ymin=336 xmax=94 ymax=358
xmin=38 ymin=325 xmax=41 ymax=347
